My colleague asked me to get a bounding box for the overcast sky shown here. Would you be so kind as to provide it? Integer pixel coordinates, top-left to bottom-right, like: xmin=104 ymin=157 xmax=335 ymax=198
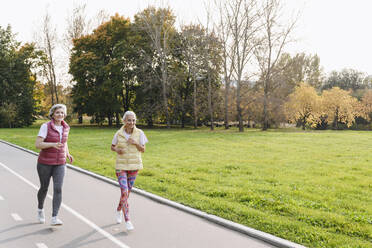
xmin=1 ymin=0 xmax=372 ymax=75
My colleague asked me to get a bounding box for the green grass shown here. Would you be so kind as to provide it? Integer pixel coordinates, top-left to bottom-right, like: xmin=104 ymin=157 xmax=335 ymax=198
xmin=1 ymin=124 xmax=371 ymax=248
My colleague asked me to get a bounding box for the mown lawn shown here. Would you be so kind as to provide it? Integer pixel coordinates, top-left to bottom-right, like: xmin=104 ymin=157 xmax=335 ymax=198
xmin=0 ymin=124 xmax=371 ymax=248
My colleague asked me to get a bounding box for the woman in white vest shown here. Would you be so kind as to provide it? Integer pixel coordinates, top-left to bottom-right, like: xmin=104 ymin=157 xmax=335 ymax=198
xmin=111 ymin=111 xmax=148 ymax=231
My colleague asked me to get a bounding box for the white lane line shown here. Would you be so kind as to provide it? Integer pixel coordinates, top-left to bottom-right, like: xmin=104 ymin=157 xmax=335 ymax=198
xmin=0 ymin=162 xmax=130 ymax=248
xmin=11 ymin=213 xmax=23 ymax=221
xmin=36 ymin=243 xmax=48 ymax=248
xmin=0 ymin=195 xmax=4 ymax=200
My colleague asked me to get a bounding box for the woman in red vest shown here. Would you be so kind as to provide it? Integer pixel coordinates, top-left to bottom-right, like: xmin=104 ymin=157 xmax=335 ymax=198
xmin=35 ymin=104 xmax=73 ymax=226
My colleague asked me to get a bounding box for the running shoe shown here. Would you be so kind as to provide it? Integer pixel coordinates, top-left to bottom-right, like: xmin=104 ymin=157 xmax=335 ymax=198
xmin=116 ymin=210 xmax=123 ymax=224
xmin=37 ymin=209 xmax=45 ymax=224
xmin=125 ymin=221 xmax=134 ymax=231
xmin=51 ymin=216 xmax=63 ymax=226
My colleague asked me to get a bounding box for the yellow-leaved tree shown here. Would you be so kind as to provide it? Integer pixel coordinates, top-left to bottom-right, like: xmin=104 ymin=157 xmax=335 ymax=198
xmin=284 ymin=83 xmax=321 ymax=130
xmin=360 ymin=89 xmax=372 ymax=121
xmin=321 ymin=87 xmax=362 ymax=129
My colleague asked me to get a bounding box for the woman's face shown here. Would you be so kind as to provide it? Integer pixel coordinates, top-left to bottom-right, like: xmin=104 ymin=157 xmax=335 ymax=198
xmin=124 ymin=115 xmax=136 ymax=128
xmin=52 ymin=108 xmax=65 ymax=122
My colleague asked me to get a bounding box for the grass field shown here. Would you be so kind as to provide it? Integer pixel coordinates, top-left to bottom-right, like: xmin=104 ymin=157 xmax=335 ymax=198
xmin=0 ymin=123 xmax=371 ymax=248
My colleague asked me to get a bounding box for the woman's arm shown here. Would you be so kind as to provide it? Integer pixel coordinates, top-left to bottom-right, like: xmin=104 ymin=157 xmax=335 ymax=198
xmin=35 ymin=136 xmax=63 ymax=150
xmin=66 ymin=143 xmax=74 ymax=163
xmin=127 ymin=138 xmax=145 ymax=153
xmin=111 ymin=144 xmax=125 ymax=154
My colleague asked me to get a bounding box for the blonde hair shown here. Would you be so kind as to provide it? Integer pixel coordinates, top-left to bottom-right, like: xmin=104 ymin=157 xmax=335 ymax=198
xmin=48 ymin=104 xmax=67 ymax=119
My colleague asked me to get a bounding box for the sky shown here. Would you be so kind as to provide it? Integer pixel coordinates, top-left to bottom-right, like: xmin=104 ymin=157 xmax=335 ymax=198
xmin=1 ymin=0 xmax=372 ymax=76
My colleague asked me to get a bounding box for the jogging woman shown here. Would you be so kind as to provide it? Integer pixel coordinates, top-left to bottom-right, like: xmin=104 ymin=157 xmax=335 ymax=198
xmin=111 ymin=111 xmax=148 ymax=231
xmin=35 ymin=104 xmax=73 ymax=226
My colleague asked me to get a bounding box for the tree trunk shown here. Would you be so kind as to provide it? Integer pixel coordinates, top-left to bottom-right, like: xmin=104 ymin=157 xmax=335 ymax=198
xmin=180 ymin=96 xmax=186 ymax=128
xmin=224 ymin=80 xmax=230 ymax=129
xmin=115 ymin=112 xmax=120 ymax=127
xmin=236 ymin=79 xmax=244 ymax=132
xmin=125 ymin=83 xmax=130 ymax=112
xmin=108 ymin=112 xmax=112 ymax=126
xmin=78 ymin=112 xmax=83 ymax=124
xmin=48 ymin=79 xmax=55 ymax=105
xmin=208 ymin=75 xmax=214 ymax=131
xmin=263 ymin=85 xmax=269 ymax=131
xmin=262 ymin=69 xmax=270 ymax=131
xmin=47 ymin=37 xmax=58 ymax=103
xmin=147 ymin=116 xmax=153 ymax=128
xmin=302 ymin=117 xmax=306 ymax=130
xmin=120 ymin=90 xmax=127 ymax=113
xmin=333 ymin=109 xmax=339 ymax=130
xmin=161 ymin=37 xmax=170 ymax=129
xmin=193 ymin=79 xmax=197 ymax=128
xmin=181 ymin=111 xmax=185 ymax=128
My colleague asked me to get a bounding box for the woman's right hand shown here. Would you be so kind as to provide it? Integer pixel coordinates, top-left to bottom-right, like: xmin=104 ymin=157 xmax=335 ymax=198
xmin=53 ymin=142 xmax=64 ymax=149
xmin=116 ymin=148 xmax=125 ymax=155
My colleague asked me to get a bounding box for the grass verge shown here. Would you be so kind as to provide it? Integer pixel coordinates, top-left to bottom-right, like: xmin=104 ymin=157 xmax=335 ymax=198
xmin=0 ymin=124 xmax=371 ymax=247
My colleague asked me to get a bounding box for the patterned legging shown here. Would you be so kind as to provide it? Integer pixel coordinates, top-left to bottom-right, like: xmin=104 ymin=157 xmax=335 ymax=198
xmin=116 ymin=170 xmax=138 ymax=221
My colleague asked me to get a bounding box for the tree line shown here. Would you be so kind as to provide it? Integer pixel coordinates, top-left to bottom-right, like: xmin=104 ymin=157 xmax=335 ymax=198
xmin=1 ymin=0 xmax=372 ymax=130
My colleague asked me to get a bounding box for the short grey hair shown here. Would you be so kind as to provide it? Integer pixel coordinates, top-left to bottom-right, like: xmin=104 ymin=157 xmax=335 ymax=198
xmin=48 ymin=104 xmax=67 ymax=119
xmin=122 ymin=111 xmax=136 ymax=121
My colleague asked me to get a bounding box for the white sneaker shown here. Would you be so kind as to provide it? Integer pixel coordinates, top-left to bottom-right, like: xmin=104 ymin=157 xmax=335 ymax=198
xmin=116 ymin=211 xmax=122 ymax=224
xmin=51 ymin=216 xmax=63 ymax=226
xmin=37 ymin=209 xmax=45 ymax=224
xmin=125 ymin=221 xmax=134 ymax=231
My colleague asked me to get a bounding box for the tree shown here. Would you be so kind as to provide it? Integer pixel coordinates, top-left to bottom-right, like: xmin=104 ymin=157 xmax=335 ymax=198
xmin=0 ymin=103 xmax=17 ymax=128
xmin=70 ymin=14 xmax=133 ymax=126
xmin=134 ymin=6 xmax=177 ymax=128
xmin=215 ymin=0 xmax=235 ymax=129
xmin=254 ymin=0 xmax=297 ymax=130
xmin=63 ymin=2 xmax=89 ymax=53
xmin=321 ymin=87 xmax=362 ymax=129
xmin=33 ymin=80 xmax=48 ymax=116
xmin=360 ymin=89 xmax=372 ymax=121
xmin=204 ymin=30 xmax=223 ymax=131
xmin=180 ymin=24 xmax=212 ymax=128
xmin=131 ymin=23 xmax=163 ymax=127
xmin=274 ymin=53 xmax=323 ymax=91
xmin=284 ymin=83 xmax=320 ymax=130
xmin=322 ymin=69 xmax=369 ymax=92
xmin=219 ymin=0 xmax=261 ymax=132
xmin=0 ymin=25 xmax=42 ymax=127
xmin=63 ymin=2 xmax=90 ymax=123
xmin=35 ymin=9 xmax=59 ymax=105
xmin=169 ymin=29 xmax=195 ymax=128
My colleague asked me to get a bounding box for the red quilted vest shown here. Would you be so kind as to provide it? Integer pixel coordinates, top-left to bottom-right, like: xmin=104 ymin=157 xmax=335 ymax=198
xmin=38 ymin=120 xmax=70 ymax=165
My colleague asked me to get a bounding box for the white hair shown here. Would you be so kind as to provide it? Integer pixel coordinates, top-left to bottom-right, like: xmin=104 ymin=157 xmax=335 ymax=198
xmin=49 ymin=104 xmax=67 ymax=119
xmin=122 ymin=111 xmax=136 ymax=121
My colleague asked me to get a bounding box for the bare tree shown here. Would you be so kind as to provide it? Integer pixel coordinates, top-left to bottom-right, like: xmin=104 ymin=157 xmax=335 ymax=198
xmin=204 ymin=16 xmax=222 ymax=131
xmin=34 ymin=10 xmax=59 ymax=105
xmin=216 ymin=0 xmax=261 ymax=132
xmin=254 ymin=0 xmax=297 ymax=130
xmin=135 ymin=6 xmax=176 ymax=128
xmin=63 ymin=2 xmax=89 ymax=53
xmin=90 ymin=9 xmax=110 ymax=31
xmin=215 ymin=0 xmax=235 ymax=129
xmin=64 ymin=2 xmax=90 ymax=123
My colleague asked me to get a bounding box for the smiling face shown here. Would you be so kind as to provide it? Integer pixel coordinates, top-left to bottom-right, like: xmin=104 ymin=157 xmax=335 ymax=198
xmin=124 ymin=114 xmax=136 ymax=129
xmin=52 ymin=108 xmax=65 ymax=122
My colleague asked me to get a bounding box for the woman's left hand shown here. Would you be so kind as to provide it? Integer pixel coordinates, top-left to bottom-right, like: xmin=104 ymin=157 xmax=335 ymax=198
xmin=127 ymin=138 xmax=137 ymax=146
xmin=67 ymin=154 xmax=74 ymax=164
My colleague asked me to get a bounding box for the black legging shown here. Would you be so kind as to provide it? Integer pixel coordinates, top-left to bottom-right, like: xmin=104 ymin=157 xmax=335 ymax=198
xmin=37 ymin=163 xmax=65 ymax=217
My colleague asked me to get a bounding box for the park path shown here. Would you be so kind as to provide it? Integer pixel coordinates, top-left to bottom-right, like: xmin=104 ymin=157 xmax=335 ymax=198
xmin=0 ymin=141 xmax=304 ymax=248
